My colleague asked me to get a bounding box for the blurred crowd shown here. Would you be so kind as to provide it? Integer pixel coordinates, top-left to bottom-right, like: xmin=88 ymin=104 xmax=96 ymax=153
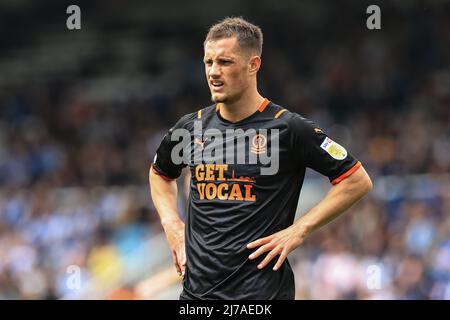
xmin=292 ymin=191 xmax=450 ymax=299
xmin=0 ymin=1 xmax=449 ymax=299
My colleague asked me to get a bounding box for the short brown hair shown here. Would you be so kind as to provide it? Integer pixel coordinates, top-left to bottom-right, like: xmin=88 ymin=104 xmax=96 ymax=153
xmin=204 ymin=17 xmax=263 ymax=56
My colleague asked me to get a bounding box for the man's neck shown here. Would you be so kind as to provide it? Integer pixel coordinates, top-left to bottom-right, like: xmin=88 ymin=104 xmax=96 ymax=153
xmin=219 ymin=91 xmax=266 ymax=123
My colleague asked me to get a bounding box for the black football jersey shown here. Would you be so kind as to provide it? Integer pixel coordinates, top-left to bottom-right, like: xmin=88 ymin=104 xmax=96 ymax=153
xmin=152 ymin=99 xmax=361 ymax=300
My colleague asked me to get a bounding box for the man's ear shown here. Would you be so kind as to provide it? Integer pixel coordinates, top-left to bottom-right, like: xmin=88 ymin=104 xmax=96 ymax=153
xmin=248 ymin=55 xmax=261 ymax=75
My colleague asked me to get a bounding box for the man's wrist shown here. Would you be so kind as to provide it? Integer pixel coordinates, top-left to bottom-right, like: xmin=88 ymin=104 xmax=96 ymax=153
xmin=161 ymin=216 xmax=183 ymax=229
xmin=293 ymin=216 xmax=315 ymax=239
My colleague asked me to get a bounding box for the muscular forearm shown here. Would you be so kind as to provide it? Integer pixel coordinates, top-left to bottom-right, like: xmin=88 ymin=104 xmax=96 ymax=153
xmin=293 ymin=166 xmax=373 ymax=238
xmin=149 ymin=167 xmax=186 ymax=276
xmin=149 ymin=168 xmax=182 ymax=227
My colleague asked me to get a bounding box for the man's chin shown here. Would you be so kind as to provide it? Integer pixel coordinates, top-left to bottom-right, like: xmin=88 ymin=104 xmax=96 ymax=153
xmin=211 ymin=94 xmax=227 ymax=103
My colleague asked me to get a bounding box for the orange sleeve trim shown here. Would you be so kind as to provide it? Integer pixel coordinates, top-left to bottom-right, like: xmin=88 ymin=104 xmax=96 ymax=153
xmin=274 ymin=108 xmax=287 ymax=119
xmin=331 ymin=161 xmax=362 ymax=185
xmin=258 ymin=98 xmax=270 ymax=112
xmin=151 ymin=165 xmax=175 ymax=181
xmin=197 ymin=109 xmax=202 ymax=119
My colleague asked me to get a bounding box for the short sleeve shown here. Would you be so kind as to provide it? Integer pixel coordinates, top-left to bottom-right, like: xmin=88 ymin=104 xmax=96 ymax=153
xmin=151 ymin=113 xmax=195 ymax=180
xmin=288 ymin=113 xmax=361 ymax=184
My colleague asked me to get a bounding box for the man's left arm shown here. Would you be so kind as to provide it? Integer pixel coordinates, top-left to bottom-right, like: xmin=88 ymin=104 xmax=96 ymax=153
xmin=247 ymin=164 xmax=372 ymax=271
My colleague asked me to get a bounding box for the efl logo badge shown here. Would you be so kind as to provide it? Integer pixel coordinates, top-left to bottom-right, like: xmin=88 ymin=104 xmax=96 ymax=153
xmin=251 ymin=134 xmax=267 ymax=155
xmin=320 ymin=137 xmax=347 ymax=160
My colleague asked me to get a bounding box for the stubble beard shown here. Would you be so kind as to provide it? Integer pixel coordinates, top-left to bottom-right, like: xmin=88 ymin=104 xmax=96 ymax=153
xmin=211 ymin=88 xmax=245 ymax=105
xmin=212 ymin=94 xmax=227 ymax=103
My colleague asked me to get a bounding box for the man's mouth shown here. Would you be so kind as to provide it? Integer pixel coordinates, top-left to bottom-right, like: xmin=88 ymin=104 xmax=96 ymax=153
xmin=211 ymin=80 xmax=224 ymax=90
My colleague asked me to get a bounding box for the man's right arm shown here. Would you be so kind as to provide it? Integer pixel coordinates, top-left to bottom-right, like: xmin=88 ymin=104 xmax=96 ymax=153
xmin=149 ymin=166 xmax=186 ymax=277
xmin=149 ymin=111 xmax=196 ymax=277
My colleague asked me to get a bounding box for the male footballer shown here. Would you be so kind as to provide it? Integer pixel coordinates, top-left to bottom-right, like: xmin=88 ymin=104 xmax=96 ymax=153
xmin=150 ymin=17 xmax=372 ymax=299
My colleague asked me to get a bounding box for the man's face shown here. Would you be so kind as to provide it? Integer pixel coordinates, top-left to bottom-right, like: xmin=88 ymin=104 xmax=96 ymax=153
xmin=203 ymin=37 xmax=252 ymax=104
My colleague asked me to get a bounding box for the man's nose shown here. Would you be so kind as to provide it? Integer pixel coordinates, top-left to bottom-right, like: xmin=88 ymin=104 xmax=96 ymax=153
xmin=209 ymin=63 xmax=221 ymax=78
